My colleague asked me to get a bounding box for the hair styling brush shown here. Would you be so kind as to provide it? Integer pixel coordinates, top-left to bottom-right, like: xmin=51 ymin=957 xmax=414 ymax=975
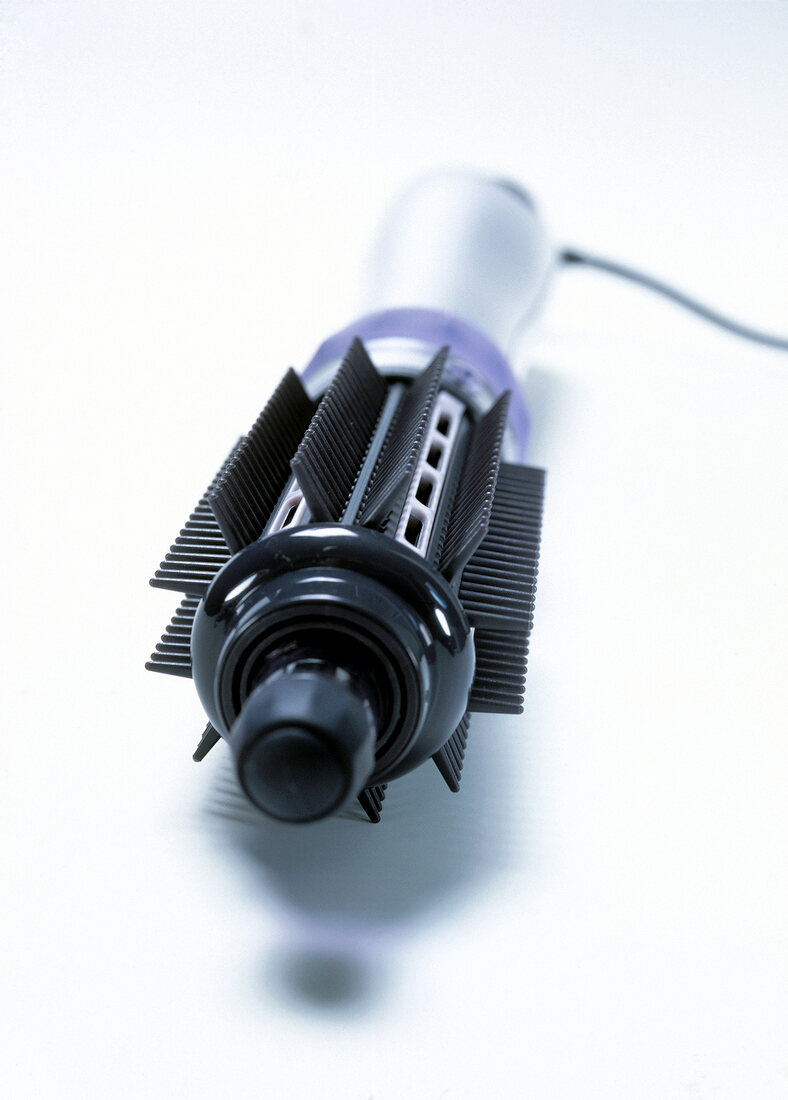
xmin=146 ymin=173 xmax=549 ymax=823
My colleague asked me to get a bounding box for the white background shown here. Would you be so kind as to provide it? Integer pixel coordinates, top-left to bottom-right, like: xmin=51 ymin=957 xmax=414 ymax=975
xmin=2 ymin=4 xmax=787 ymax=1098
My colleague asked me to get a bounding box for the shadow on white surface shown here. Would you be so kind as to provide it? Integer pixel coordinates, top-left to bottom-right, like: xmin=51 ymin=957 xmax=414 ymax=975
xmin=187 ymin=363 xmax=572 ymax=1013
xmin=264 ymin=945 xmax=378 ymax=1013
xmin=200 ymin=711 xmax=527 ymax=1010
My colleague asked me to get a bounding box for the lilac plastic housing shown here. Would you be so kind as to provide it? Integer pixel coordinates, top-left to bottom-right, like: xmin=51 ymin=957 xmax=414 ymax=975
xmin=303 ymin=307 xmax=530 ymax=461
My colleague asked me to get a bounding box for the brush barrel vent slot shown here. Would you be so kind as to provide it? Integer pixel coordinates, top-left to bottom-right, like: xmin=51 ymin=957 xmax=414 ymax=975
xmin=268 ymin=478 xmax=309 ymax=534
xmin=395 ymin=391 xmax=464 ymax=559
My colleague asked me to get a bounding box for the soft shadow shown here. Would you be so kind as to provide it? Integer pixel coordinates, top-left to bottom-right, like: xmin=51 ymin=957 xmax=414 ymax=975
xmin=201 ymin=713 xmax=527 ymax=1007
xmin=197 ymin=364 xmax=558 ymax=1009
xmin=265 ymin=945 xmax=377 ymax=1013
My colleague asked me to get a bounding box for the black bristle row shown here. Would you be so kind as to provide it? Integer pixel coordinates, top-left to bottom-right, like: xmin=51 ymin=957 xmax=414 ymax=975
xmin=432 ymin=713 xmax=470 ymax=792
xmin=467 ymin=629 xmax=529 ymax=713
xmin=356 ymin=347 xmax=448 ymax=529
xmin=209 ymin=368 xmax=316 ymax=552
xmin=462 ymin=464 xmax=545 ymax=711
xmin=357 ymin=783 xmax=388 ymax=823
xmin=459 ymin=463 xmax=545 ymax=629
xmin=438 ymin=392 xmax=511 ymax=582
xmin=150 ymin=447 xmax=240 ymax=595
xmin=192 ymin=722 xmax=221 ymax=761
xmin=291 ymin=338 xmax=388 ymax=522
xmin=145 ymin=596 xmax=201 ymax=677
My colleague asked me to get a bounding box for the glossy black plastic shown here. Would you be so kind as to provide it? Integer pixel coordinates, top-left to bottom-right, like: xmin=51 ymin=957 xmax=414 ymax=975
xmin=232 ymin=671 xmax=377 ymax=822
xmin=190 ymin=525 xmax=475 ymax=787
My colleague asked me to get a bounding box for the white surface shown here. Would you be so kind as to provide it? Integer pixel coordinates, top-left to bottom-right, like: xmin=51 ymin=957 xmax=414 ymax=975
xmin=2 ymin=4 xmax=787 ymax=1099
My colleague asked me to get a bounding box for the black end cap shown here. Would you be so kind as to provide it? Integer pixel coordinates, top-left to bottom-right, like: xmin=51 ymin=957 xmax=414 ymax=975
xmin=230 ymin=672 xmax=377 ymax=823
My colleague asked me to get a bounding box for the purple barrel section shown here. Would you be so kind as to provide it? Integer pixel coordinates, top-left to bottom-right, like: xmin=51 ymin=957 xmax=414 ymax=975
xmin=303 ymin=307 xmax=531 ymax=461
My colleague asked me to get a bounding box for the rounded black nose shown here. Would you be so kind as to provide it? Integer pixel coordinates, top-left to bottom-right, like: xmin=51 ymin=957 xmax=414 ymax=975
xmin=230 ymin=671 xmax=377 ymax=823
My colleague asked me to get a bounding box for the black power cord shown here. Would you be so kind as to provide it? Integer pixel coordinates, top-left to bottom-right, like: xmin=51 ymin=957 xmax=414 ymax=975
xmin=561 ymin=248 xmax=788 ymax=353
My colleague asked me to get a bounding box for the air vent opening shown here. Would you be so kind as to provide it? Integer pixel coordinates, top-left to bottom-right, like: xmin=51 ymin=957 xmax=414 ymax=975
xmin=268 ymin=480 xmax=309 ymax=535
xmin=415 ymin=478 xmax=434 ymax=506
xmin=405 ymin=515 xmax=423 ymax=547
xmin=427 ymin=443 xmax=444 ymax=469
xmin=395 ymin=390 xmax=466 ymax=559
